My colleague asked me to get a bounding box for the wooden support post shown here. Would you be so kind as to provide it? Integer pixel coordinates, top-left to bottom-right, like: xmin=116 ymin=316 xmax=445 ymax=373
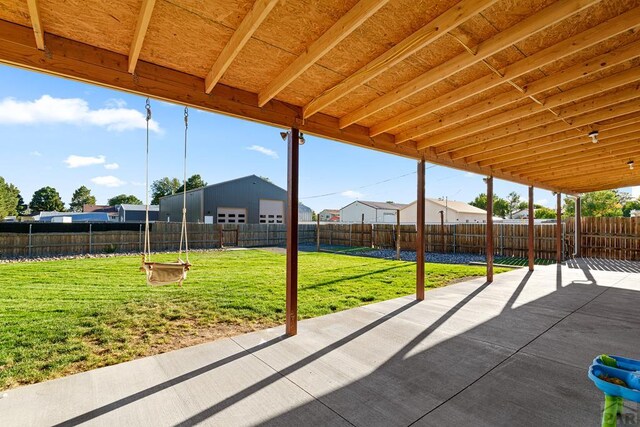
xmin=439 ymin=210 xmax=445 ymax=252
xmin=396 ymin=209 xmax=401 ymax=260
xmin=556 ymin=192 xmax=562 ymax=263
xmin=528 ymin=186 xmax=534 ymax=271
xmin=486 ymin=176 xmax=494 ymax=283
xmin=316 ymin=214 xmax=320 ymax=252
xmin=286 ymin=128 xmax=299 ymax=336
xmin=416 ymin=159 xmax=425 ymax=300
xmin=575 ymin=196 xmax=582 ymax=257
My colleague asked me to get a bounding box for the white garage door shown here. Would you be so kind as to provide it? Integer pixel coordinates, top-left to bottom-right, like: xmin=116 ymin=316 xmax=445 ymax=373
xmin=259 ymin=199 xmax=284 ymax=224
xmin=217 ymin=207 xmax=247 ymax=224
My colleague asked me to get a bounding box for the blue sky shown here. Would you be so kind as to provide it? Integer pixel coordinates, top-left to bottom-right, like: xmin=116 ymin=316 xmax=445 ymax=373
xmin=0 ymin=64 xmax=634 ymax=212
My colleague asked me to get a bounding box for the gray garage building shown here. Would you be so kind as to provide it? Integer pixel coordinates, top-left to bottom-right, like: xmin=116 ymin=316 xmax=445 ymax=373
xmin=159 ymin=175 xmax=311 ymax=224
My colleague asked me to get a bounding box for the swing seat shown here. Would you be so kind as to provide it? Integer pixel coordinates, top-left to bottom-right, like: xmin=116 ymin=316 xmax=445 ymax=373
xmin=141 ymin=260 xmax=191 ymax=286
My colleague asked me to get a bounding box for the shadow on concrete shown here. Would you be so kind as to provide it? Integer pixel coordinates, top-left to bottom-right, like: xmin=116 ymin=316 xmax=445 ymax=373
xmin=566 ymin=257 xmax=640 ymax=273
xmin=53 ymin=299 xmax=422 ymax=427
xmin=248 ymin=281 xmax=628 ymax=426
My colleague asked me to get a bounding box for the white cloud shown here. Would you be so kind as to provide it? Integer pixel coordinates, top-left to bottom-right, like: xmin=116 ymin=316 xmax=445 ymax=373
xmin=91 ymin=176 xmax=126 ymax=187
xmin=64 ymin=154 xmax=106 ymax=168
xmin=104 ymin=162 xmax=119 ymax=170
xmin=131 ymin=181 xmax=146 ymax=187
xmin=0 ymin=95 xmax=161 ymax=132
xmin=30 ymin=150 xmax=42 ymax=156
xmin=105 ymin=98 xmax=127 ymax=108
xmin=246 ymin=145 xmax=278 ymax=159
xmin=632 ymin=186 xmax=640 ymax=198
xmin=341 ymin=190 xmax=363 ymax=199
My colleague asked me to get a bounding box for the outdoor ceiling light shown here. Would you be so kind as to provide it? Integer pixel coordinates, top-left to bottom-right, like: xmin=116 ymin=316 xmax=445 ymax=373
xmin=279 ymin=131 xmax=305 ymax=145
xmin=628 ymin=160 xmax=634 ymax=170
xmin=588 ymin=130 xmax=599 ymax=144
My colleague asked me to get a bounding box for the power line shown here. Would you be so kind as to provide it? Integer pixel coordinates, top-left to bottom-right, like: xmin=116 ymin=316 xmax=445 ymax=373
xmin=300 ymin=165 xmax=438 ymax=200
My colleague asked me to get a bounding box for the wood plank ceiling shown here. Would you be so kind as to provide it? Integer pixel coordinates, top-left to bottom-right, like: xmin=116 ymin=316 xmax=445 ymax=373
xmin=0 ymin=0 xmax=639 ymax=194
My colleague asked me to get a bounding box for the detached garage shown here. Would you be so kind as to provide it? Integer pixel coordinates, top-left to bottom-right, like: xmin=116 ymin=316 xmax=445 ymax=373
xmin=160 ymin=175 xmax=302 ymax=225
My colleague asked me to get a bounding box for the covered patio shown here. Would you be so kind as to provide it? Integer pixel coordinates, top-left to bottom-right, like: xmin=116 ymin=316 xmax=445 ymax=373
xmin=1 ymin=260 xmax=638 ymax=426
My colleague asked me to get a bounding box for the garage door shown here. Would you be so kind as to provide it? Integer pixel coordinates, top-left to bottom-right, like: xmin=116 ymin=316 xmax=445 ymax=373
xmin=217 ymin=207 xmax=247 ymax=224
xmin=259 ymin=199 xmax=284 ymax=224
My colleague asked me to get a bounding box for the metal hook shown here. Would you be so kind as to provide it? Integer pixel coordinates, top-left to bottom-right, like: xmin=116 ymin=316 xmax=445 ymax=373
xmin=145 ymin=98 xmax=151 ymax=121
xmin=184 ymin=106 xmax=189 ymax=128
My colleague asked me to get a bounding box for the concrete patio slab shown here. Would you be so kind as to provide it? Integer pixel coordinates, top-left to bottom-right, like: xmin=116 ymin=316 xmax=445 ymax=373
xmin=1 ymin=258 xmax=639 ymax=426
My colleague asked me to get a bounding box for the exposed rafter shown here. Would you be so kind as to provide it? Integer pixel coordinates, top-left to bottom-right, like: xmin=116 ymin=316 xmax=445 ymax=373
xmin=257 ymin=0 xmax=389 ymax=107
xmin=432 ymin=90 xmax=640 ymax=157
xmin=26 ymin=0 xmax=44 ymax=50
xmin=483 ymin=123 xmax=640 ymax=169
xmin=128 ymin=0 xmax=156 ymax=74
xmin=391 ymin=36 xmax=640 ymax=143
xmin=454 ymin=113 xmax=640 ymax=162
xmin=205 ymin=0 xmax=279 ymax=94
xmin=338 ymin=0 xmax=599 ymax=129
xmin=416 ymin=69 xmax=640 ymax=151
xmin=301 ymin=0 xmax=497 ymax=119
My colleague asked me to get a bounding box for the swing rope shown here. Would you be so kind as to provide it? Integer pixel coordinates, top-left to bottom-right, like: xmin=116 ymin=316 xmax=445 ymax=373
xmin=141 ymin=99 xmax=190 ymax=287
xmin=178 ymin=107 xmax=189 ymax=263
xmin=144 ymin=98 xmax=152 ymax=263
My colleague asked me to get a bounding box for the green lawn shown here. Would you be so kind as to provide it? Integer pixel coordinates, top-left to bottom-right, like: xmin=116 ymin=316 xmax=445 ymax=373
xmin=0 ymin=250 xmax=504 ymax=389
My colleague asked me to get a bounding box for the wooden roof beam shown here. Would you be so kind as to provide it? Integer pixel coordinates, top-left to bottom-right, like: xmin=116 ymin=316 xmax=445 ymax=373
xmin=568 ymin=175 xmax=640 ymax=192
xmin=534 ymin=164 xmax=640 ymax=184
xmin=128 ymin=0 xmax=156 ymax=74
xmin=26 ymin=0 xmax=44 ymax=50
xmin=435 ymin=89 xmax=640 ymax=158
xmin=393 ymin=36 xmax=640 ymax=143
xmin=338 ymin=0 xmax=599 ymax=129
xmin=486 ymin=125 xmax=640 ymax=169
xmin=301 ymin=0 xmax=498 ymax=119
xmin=257 ymin=0 xmax=388 ymax=107
xmin=205 ymin=0 xmax=279 ymax=94
xmin=473 ymin=119 xmax=640 ymax=167
xmin=509 ymin=138 xmax=640 ymax=175
xmin=417 ymin=68 xmax=640 ymax=151
xmin=453 ymin=112 xmax=640 ymax=162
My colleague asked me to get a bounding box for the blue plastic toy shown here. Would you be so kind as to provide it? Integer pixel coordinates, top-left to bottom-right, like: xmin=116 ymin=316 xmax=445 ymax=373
xmin=588 ymin=354 xmax=640 ymax=427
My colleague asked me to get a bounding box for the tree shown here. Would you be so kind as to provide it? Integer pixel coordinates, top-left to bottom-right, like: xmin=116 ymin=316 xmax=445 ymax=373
xmin=29 ymin=186 xmax=65 ymax=212
xmin=0 ymin=177 xmax=20 ymax=219
xmin=534 ymin=207 xmax=557 ymax=219
xmin=564 ymin=190 xmax=623 ymax=217
xmin=493 ymin=197 xmax=509 ymax=219
xmin=15 ymin=192 xmax=27 ymax=215
xmin=176 ymin=174 xmax=208 ymax=193
xmin=469 ymin=193 xmax=509 ymax=218
xmin=506 ymin=191 xmax=522 ymax=219
xmin=69 ymin=185 xmax=96 ymax=212
xmin=108 ymin=194 xmax=143 ymax=206
xmin=622 ymin=199 xmax=640 ymax=217
xmin=151 ymin=177 xmax=181 ymax=204
xmin=469 ymin=193 xmax=488 ymax=210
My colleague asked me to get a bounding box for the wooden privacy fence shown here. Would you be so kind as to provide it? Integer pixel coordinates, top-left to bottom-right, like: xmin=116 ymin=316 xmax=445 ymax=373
xmin=0 ymin=223 xmax=316 ymax=258
xmin=335 ymin=223 xmax=562 ymax=260
xmin=566 ymin=217 xmax=640 ymax=260
xmin=1 ymin=218 xmax=639 ymax=260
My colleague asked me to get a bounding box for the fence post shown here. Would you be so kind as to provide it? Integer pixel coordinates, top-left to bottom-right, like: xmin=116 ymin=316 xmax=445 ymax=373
xmin=139 ymin=224 xmax=142 ymax=252
xmin=28 ymin=223 xmax=32 ymax=258
xmin=396 ymin=210 xmax=401 ymax=260
xmin=89 ymin=223 xmax=92 ymax=254
xmin=453 ymin=224 xmax=457 ymax=254
xmin=500 ymin=223 xmax=504 ymax=256
xmin=349 ymin=223 xmax=352 ymax=247
xmin=316 ymin=217 xmax=320 ymax=252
